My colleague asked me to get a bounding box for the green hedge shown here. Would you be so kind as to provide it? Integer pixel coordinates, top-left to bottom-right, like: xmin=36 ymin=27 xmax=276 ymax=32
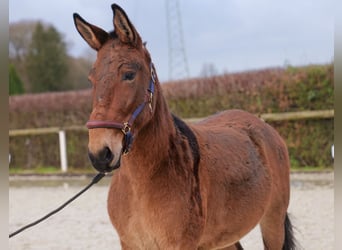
xmin=165 ymin=64 xmax=333 ymax=115
xmin=9 ymin=64 xmax=333 ymax=170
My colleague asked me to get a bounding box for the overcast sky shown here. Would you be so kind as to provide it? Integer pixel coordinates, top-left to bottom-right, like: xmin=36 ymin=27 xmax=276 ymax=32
xmin=9 ymin=0 xmax=334 ymax=82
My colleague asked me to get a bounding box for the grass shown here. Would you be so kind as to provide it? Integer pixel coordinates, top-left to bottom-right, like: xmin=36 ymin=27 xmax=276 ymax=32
xmin=9 ymin=166 xmax=97 ymax=175
xmin=290 ymin=166 xmax=334 ymax=173
xmin=9 ymin=165 xmax=334 ymax=175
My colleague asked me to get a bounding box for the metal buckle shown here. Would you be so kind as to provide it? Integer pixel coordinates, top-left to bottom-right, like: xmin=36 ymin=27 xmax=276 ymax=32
xmin=148 ymin=92 xmax=153 ymax=112
xmin=121 ymin=122 xmax=131 ymax=135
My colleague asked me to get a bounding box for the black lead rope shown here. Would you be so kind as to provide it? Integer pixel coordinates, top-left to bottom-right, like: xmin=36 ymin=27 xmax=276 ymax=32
xmin=9 ymin=172 xmax=106 ymax=238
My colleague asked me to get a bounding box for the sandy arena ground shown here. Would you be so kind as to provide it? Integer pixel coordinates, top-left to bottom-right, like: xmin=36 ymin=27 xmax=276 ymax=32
xmin=9 ymin=172 xmax=334 ymax=250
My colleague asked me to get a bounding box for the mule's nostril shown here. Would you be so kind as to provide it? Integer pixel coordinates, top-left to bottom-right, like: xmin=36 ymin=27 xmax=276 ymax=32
xmin=104 ymin=147 xmax=114 ymax=163
xmin=88 ymin=146 xmax=114 ymax=167
xmin=88 ymin=146 xmax=116 ymax=173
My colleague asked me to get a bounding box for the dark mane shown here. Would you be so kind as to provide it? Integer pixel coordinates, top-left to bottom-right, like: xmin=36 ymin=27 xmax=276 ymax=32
xmin=172 ymin=114 xmax=200 ymax=174
xmin=172 ymin=114 xmax=202 ymax=216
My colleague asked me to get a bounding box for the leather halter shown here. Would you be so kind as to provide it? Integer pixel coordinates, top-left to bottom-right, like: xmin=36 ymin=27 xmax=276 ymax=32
xmin=86 ymin=62 xmax=156 ymax=154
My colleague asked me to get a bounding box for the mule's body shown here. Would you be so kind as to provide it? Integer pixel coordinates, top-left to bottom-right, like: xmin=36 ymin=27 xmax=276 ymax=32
xmin=107 ymin=109 xmax=290 ymax=249
xmin=74 ymin=3 xmax=295 ymax=249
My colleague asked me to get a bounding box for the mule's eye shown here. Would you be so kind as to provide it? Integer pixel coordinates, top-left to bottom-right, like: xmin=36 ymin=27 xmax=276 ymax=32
xmin=122 ymin=71 xmax=136 ymax=81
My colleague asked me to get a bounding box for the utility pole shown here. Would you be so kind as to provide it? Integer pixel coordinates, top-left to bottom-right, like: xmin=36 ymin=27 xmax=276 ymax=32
xmin=165 ymin=0 xmax=190 ymax=80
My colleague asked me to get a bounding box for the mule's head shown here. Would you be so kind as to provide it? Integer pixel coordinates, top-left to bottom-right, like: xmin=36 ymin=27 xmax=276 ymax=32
xmin=73 ymin=4 xmax=156 ymax=173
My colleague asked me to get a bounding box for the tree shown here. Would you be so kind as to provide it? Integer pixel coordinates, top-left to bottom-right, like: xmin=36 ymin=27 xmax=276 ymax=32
xmin=9 ymin=64 xmax=25 ymax=95
xmin=26 ymin=22 xmax=69 ymax=93
xmin=9 ymin=21 xmax=36 ymax=62
xmin=9 ymin=21 xmax=38 ymax=90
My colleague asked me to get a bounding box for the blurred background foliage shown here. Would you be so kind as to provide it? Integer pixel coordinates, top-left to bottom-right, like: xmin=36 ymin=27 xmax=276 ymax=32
xmin=9 ymin=20 xmax=92 ymax=95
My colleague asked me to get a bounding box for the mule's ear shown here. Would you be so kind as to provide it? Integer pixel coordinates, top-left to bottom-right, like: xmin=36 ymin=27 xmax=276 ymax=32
xmin=73 ymin=13 xmax=109 ymax=51
xmin=111 ymin=4 xmax=142 ymax=47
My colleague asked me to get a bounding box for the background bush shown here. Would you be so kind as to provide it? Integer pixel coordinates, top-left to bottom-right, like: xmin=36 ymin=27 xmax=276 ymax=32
xmin=9 ymin=64 xmax=334 ymax=170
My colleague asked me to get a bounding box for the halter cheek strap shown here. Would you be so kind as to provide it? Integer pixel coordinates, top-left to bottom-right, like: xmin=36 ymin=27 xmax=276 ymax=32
xmin=86 ymin=62 xmax=156 ymax=154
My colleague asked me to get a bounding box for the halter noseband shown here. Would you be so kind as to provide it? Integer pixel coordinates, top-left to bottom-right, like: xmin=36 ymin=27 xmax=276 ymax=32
xmin=86 ymin=62 xmax=156 ymax=154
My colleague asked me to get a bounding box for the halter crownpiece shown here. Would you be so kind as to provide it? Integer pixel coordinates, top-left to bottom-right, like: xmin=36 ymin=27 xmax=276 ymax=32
xmin=86 ymin=62 xmax=156 ymax=154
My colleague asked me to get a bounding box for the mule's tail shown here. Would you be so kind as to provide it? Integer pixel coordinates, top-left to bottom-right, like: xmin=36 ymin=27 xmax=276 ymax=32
xmin=282 ymin=213 xmax=297 ymax=250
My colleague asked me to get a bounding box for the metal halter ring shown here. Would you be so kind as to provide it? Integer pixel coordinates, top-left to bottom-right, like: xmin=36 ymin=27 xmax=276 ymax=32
xmin=121 ymin=122 xmax=131 ymax=135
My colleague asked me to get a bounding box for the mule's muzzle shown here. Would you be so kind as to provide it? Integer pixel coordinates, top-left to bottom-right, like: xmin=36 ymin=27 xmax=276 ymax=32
xmin=88 ymin=147 xmax=121 ymax=173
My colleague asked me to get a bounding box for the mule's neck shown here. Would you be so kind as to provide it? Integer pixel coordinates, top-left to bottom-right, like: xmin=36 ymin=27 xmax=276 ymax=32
xmin=122 ymin=81 xmax=178 ymax=180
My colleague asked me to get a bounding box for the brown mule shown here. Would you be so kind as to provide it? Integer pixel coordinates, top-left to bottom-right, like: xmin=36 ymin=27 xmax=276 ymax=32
xmin=73 ymin=4 xmax=296 ymax=250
